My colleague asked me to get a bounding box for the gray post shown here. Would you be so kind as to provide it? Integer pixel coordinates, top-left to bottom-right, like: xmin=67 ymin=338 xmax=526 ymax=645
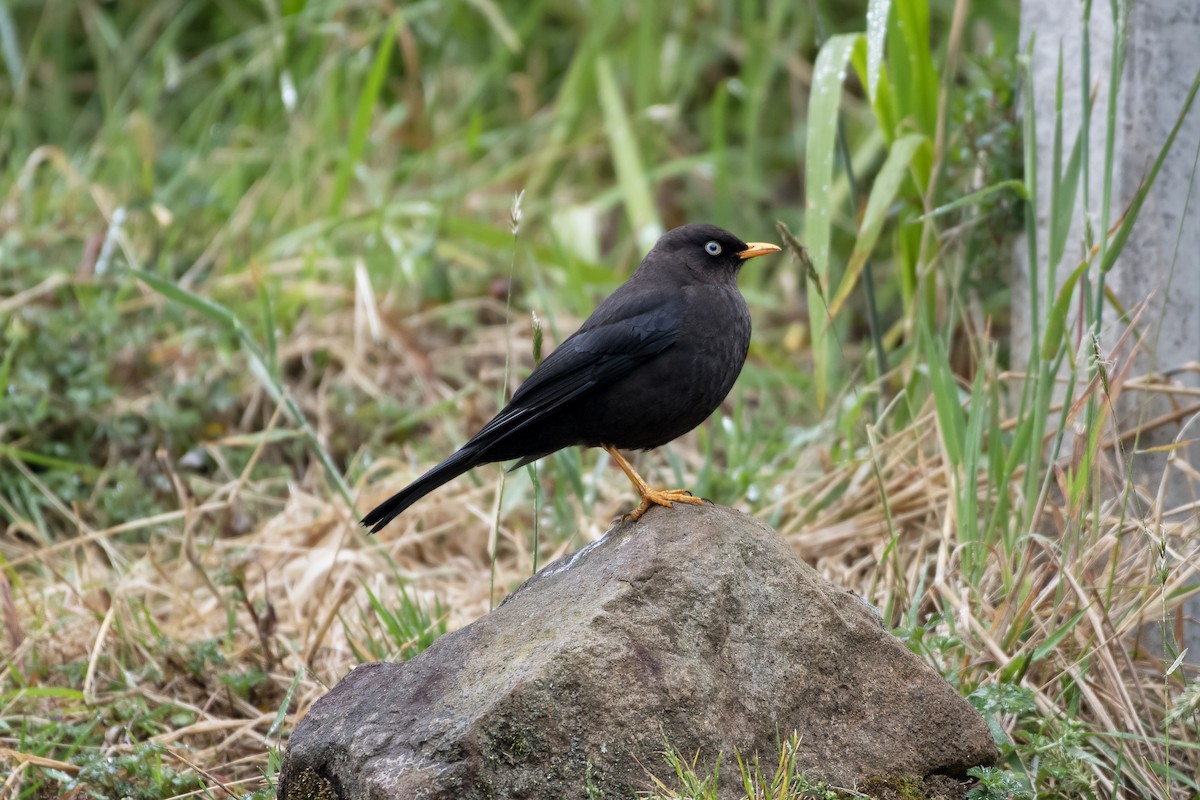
xmin=1015 ymin=1 xmax=1200 ymax=658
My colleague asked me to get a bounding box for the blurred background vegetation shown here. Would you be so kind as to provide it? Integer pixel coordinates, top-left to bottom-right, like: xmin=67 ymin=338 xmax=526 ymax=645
xmin=2 ymin=0 xmax=1196 ymax=798
xmin=0 ymin=0 xmax=1022 ymax=538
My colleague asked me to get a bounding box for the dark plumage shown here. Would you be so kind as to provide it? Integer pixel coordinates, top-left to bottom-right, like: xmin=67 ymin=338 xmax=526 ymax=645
xmin=362 ymin=223 xmax=780 ymax=532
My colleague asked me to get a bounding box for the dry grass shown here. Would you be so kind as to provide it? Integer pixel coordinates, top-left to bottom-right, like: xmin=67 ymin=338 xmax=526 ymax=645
xmin=4 ymin=282 xmax=1199 ymax=798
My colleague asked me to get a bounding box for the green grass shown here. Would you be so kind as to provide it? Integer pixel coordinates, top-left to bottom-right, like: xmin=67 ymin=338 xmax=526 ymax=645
xmin=3 ymin=0 xmax=1199 ymax=798
xmin=642 ymin=732 xmax=863 ymax=799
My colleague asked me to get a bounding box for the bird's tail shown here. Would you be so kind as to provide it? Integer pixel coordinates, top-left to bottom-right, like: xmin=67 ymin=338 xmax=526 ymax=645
xmin=361 ymin=447 xmax=480 ymax=533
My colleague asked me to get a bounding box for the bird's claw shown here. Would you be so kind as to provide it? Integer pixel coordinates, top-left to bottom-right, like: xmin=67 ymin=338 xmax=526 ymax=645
xmin=626 ymin=488 xmax=705 ymax=522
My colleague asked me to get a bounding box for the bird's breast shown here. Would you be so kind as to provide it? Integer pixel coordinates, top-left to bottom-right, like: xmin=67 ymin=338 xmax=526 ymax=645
xmin=576 ymin=284 xmax=751 ymax=450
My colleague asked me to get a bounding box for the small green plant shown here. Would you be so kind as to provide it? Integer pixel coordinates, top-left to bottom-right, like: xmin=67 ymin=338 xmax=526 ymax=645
xmin=66 ymin=742 xmax=201 ymax=800
xmin=967 ymin=766 xmax=1033 ymax=800
xmin=643 ymin=732 xmax=869 ymax=800
xmin=347 ymin=572 xmax=449 ymax=662
xmin=969 ymin=682 xmax=1100 ymax=799
xmin=643 ymin=738 xmax=720 ymax=799
xmin=583 ymin=760 xmax=605 ymax=800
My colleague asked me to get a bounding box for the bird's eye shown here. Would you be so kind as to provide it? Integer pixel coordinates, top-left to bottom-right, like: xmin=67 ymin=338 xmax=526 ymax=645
xmin=704 ymin=241 xmax=722 ymax=256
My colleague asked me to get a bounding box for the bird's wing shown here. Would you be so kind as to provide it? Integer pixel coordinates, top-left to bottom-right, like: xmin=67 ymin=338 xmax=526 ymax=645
xmin=465 ymin=291 xmax=685 ymax=453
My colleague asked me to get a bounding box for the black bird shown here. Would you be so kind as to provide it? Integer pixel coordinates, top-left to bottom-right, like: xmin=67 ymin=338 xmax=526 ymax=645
xmin=361 ymin=223 xmax=781 ymax=532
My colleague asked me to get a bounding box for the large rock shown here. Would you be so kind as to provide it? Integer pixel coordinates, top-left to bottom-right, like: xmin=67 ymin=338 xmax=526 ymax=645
xmin=279 ymin=504 xmax=996 ymax=799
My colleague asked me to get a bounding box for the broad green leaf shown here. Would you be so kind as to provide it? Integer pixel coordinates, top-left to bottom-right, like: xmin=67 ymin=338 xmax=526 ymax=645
xmin=890 ymin=0 xmax=938 ymax=136
xmin=865 ymin=0 xmax=892 ymax=102
xmin=853 ymin=42 xmax=898 ymax=144
xmin=829 ymin=133 xmax=924 ymax=317
xmin=802 ymin=32 xmax=859 ymax=411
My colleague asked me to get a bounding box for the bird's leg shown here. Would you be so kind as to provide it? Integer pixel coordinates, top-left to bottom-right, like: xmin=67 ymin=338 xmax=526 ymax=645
xmin=602 ymin=445 xmax=704 ymax=521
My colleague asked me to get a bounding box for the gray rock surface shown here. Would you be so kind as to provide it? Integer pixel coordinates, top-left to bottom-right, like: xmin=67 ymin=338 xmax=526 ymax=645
xmin=279 ymin=504 xmax=997 ymax=799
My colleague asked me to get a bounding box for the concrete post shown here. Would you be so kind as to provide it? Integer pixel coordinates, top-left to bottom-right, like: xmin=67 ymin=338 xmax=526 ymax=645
xmin=1015 ymin=1 xmax=1200 ymax=658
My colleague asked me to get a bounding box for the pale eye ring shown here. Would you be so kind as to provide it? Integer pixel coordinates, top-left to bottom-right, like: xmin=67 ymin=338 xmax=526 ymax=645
xmin=704 ymin=241 xmax=722 ymax=256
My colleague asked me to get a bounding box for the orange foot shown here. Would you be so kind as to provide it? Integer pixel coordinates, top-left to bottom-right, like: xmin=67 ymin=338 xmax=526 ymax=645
xmin=602 ymin=444 xmax=707 ymax=522
xmin=626 ymin=487 xmax=704 ymax=522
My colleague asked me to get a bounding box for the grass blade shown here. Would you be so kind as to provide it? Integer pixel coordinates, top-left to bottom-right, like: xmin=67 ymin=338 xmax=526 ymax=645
xmin=1099 ymin=70 xmax=1200 ymax=275
xmin=865 ymin=0 xmax=891 ymax=103
xmin=1047 ymin=46 xmax=1086 ymax=276
xmin=890 ymin=0 xmax=938 ymax=136
xmin=596 ymin=55 xmax=662 ymax=251
xmin=130 ymin=267 xmax=354 ymax=507
xmin=915 ymin=179 xmax=1027 ymax=221
xmin=254 ymin=264 xmax=279 ymax=379
xmin=1041 ymin=258 xmax=1088 ymax=362
xmin=828 ymin=132 xmax=924 ymax=317
xmin=129 ymin=267 xmax=240 ymax=330
xmin=330 ymin=14 xmax=401 ymax=216
xmin=919 ymin=317 xmax=964 ymax=469
xmin=803 ymin=32 xmax=859 ymax=411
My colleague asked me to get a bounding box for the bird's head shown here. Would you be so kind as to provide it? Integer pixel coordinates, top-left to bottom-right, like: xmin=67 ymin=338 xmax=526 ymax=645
xmin=645 ymin=224 xmax=781 ymax=285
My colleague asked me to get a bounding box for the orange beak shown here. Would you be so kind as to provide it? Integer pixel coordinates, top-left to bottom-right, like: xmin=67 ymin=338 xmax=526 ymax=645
xmin=736 ymin=242 xmax=783 ymax=260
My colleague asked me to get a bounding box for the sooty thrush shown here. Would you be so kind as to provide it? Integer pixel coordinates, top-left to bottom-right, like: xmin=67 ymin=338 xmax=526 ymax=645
xmin=362 ymin=223 xmax=780 ymax=532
